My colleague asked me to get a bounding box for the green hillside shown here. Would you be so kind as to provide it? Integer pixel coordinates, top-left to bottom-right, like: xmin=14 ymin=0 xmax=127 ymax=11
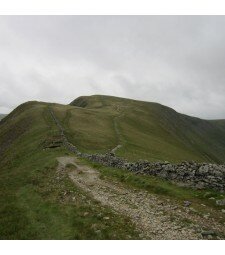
xmin=0 ymin=102 xmax=138 ymax=239
xmin=1 ymin=96 xmax=225 ymax=239
xmin=0 ymin=114 xmax=6 ymax=120
xmin=2 ymin=95 xmax=225 ymax=164
xmin=68 ymin=95 xmax=225 ymax=163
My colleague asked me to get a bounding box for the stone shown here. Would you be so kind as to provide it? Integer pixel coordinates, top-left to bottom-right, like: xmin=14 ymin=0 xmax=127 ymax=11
xmin=184 ymin=200 xmax=191 ymax=207
xmin=198 ymin=165 xmax=209 ymax=174
xmin=216 ymin=199 xmax=225 ymax=206
xmin=201 ymin=230 xmax=216 ymax=237
xmin=97 ymin=213 xmax=103 ymax=219
xmin=203 ymin=213 xmax=210 ymax=219
xmin=95 ymin=230 xmax=101 ymax=235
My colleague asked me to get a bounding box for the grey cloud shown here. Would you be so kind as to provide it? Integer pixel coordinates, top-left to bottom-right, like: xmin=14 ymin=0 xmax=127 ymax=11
xmin=0 ymin=16 xmax=225 ymax=119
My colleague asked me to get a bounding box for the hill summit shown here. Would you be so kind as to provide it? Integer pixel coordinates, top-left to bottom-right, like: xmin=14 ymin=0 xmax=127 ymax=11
xmin=2 ymin=94 xmax=225 ymax=163
xmin=69 ymin=95 xmax=225 ymax=163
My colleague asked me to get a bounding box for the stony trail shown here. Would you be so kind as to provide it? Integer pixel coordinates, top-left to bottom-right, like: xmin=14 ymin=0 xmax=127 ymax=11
xmin=111 ymin=104 xmax=127 ymax=154
xmin=56 ymin=156 xmax=225 ymax=240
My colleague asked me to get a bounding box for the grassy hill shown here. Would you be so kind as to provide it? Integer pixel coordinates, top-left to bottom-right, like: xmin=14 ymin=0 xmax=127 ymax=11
xmin=0 ymin=102 xmax=138 ymax=239
xmin=1 ymin=95 xmax=225 ymax=239
xmin=67 ymin=95 xmax=225 ymax=163
xmin=0 ymin=114 xmax=6 ymax=120
xmin=2 ymin=95 xmax=225 ymax=165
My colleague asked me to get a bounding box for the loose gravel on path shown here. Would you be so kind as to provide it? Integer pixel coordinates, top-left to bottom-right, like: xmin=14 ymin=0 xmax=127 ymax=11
xmin=56 ymin=156 xmax=220 ymax=240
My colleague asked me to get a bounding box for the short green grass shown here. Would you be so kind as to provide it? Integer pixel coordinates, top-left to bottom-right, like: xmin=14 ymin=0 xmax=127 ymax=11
xmin=67 ymin=95 xmax=225 ymax=163
xmin=0 ymin=103 xmax=139 ymax=239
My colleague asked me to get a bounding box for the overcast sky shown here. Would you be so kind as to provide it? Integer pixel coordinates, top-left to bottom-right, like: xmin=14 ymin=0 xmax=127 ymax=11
xmin=0 ymin=16 xmax=225 ymax=119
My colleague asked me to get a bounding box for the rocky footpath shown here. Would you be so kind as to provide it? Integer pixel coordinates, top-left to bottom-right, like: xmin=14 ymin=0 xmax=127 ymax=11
xmin=49 ymin=108 xmax=225 ymax=192
xmin=78 ymin=153 xmax=225 ymax=192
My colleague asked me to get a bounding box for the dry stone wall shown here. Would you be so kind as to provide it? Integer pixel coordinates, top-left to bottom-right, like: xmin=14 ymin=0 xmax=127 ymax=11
xmin=49 ymin=108 xmax=225 ymax=192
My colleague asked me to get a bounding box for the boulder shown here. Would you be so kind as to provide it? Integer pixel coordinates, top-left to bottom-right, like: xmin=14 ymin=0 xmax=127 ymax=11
xmin=216 ymin=199 xmax=225 ymax=206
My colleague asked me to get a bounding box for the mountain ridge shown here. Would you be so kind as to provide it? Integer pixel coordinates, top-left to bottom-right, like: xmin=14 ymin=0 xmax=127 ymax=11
xmin=70 ymin=94 xmax=225 ymax=121
xmin=69 ymin=95 xmax=225 ymax=163
xmin=1 ymin=95 xmax=225 ymax=163
xmin=1 ymin=94 xmax=225 ymax=240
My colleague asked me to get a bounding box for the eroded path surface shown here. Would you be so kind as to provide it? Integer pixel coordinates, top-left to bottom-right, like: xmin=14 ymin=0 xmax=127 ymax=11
xmin=57 ymin=156 xmax=224 ymax=240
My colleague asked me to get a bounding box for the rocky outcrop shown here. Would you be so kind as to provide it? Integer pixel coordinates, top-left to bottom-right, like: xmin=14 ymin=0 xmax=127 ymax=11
xmin=49 ymin=108 xmax=225 ymax=192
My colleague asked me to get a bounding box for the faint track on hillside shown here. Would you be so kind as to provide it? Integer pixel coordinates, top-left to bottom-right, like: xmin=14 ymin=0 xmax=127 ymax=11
xmin=111 ymin=105 xmax=128 ymax=154
xmin=49 ymin=106 xmax=123 ymax=155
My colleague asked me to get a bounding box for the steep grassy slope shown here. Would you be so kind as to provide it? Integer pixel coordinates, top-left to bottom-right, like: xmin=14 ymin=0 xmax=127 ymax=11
xmin=0 ymin=114 xmax=6 ymax=120
xmin=0 ymin=102 xmax=138 ymax=239
xmin=68 ymin=95 xmax=225 ymax=163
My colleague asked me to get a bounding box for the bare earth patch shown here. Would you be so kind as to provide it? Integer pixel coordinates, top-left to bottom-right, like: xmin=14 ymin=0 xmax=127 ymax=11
xmin=57 ymin=156 xmax=225 ymax=240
